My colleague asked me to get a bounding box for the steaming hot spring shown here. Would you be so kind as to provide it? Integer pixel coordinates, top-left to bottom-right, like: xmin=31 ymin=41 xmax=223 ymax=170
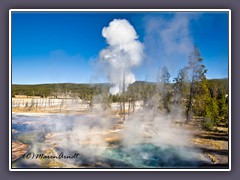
xmin=12 ymin=112 xmax=210 ymax=168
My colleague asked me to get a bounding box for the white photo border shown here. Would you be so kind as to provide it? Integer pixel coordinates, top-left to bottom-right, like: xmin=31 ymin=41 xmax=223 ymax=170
xmin=9 ymin=9 xmax=231 ymax=171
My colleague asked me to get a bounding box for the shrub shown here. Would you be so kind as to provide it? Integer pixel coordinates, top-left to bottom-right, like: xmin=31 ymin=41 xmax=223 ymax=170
xmin=202 ymin=117 xmax=216 ymax=130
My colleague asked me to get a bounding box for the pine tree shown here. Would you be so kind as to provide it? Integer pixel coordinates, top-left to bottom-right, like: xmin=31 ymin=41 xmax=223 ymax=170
xmin=186 ymin=46 xmax=208 ymax=123
xmin=173 ymin=67 xmax=189 ymax=106
xmin=157 ymin=66 xmax=171 ymax=113
xmin=193 ymin=76 xmax=211 ymax=117
xmin=217 ymin=90 xmax=228 ymax=125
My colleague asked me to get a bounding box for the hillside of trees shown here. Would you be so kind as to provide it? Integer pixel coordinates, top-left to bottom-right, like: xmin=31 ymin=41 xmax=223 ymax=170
xmin=12 ymin=79 xmax=228 ymax=101
xmin=12 ymin=78 xmax=228 ymax=128
xmin=12 ymin=83 xmax=110 ymax=101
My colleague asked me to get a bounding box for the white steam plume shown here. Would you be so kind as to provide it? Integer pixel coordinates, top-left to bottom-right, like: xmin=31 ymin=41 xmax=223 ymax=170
xmin=98 ymin=19 xmax=144 ymax=94
xmin=143 ymin=13 xmax=197 ymax=81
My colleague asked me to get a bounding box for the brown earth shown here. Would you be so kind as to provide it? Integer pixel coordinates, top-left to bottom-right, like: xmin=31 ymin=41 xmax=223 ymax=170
xmin=12 ymin=141 xmax=29 ymax=161
xmin=187 ymin=118 xmax=229 ymax=167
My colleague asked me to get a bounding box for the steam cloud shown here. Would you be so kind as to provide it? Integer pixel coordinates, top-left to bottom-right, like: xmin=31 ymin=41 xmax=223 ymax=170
xmin=13 ymin=110 xmax=209 ymax=168
xmin=98 ymin=19 xmax=144 ymax=94
xmin=143 ymin=13 xmax=195 ymax=81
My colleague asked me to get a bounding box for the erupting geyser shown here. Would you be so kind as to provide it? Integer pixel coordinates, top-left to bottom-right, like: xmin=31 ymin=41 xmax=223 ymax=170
xmin=98 ymin=19 xmax=144 ymax=94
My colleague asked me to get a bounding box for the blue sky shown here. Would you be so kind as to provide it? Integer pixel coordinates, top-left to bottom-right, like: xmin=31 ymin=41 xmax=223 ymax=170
xmin=12 ymin=11 xmax=229 ymax=84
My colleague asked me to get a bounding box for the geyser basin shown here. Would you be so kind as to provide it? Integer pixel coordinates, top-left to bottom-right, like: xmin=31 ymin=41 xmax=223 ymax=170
xmin=101 ymin=143 xmax=208 ymax=168
xmin=52 ymin=143 xmax=208 ymax=168
xmin=12 ymin=113 xmax=210 ymax=168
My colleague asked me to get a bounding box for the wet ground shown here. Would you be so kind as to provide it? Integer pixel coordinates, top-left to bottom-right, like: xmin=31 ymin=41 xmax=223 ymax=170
xmin=11 ymin=113 xmax=229 ymax=169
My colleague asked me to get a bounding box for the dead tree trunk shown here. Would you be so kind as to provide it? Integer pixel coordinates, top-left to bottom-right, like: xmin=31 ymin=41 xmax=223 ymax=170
xmin=186 ymin=76 xmax=194 ymax=123
xmin=128 ymin=98 xmax=131 ymax=115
